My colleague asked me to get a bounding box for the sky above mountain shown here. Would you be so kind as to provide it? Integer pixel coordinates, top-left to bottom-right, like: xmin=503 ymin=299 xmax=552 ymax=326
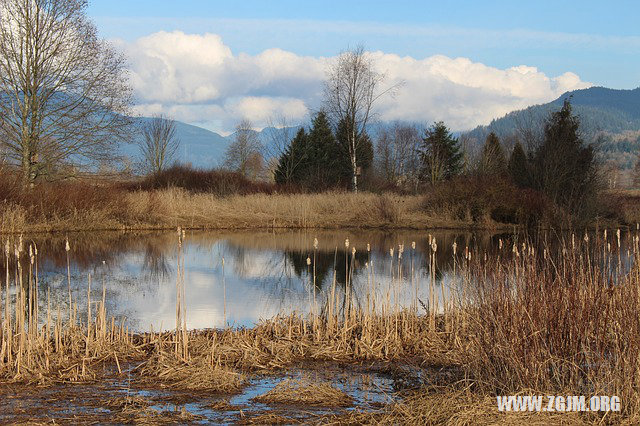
xmin=88 ymin=1 xmax=640 ymax=134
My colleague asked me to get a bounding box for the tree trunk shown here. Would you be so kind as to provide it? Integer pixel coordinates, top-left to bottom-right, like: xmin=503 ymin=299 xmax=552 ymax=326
xmin=352 ymin=157 xmax=358 ymax=193
xmin=351 ymin=129 xmax=358 ymax=193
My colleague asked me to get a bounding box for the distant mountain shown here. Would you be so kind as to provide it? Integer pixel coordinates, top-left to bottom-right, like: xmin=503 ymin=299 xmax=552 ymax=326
xmin=464 ymin=87 xmax=640 ymax=171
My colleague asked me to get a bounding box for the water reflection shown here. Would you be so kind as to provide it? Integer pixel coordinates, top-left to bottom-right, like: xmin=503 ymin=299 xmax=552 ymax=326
xmin=4 ymin=229 xmax=631 ymax=332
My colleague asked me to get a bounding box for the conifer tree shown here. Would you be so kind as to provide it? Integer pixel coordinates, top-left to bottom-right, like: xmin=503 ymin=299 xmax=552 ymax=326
xmin=419 ymin=121 xmax=462 ymax=184
xmin=274 ymin=128 xmax=308 ymax=185
xmin=306 ymin=111 xmax=341 ymax=188
xmin=480 ymin=132 xmax=506 ymax=175
xmin=531 ymin=99 xmax=598 ymax=214
xmin=508 ymin=141 xmax=531 ymax=188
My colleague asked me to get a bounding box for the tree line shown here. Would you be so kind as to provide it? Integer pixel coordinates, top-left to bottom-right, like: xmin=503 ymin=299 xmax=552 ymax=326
xmin=265 ymin=98 xmax=599 ymax=218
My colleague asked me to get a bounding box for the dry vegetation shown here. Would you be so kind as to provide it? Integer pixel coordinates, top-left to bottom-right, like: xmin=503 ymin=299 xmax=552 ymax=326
xmin=1 ymin=164 xmax=639 ymax=232
xmin=0 ymin=167 xmax=529 ymax=233
xmin=1 ymin=230 xmax=640 ymax=423
xmin=253 ymin=378 xmax=353 ymax=407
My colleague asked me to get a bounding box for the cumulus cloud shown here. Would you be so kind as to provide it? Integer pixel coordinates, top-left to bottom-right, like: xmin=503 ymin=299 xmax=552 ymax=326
xmin=123 ymin=31 xmax=591 ymax=133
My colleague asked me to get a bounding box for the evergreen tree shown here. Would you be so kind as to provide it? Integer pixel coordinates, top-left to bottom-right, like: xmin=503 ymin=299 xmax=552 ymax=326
xmin=335 ymin=118 xmax=374 ymax=187
xmin=274 ymin=128 xmax=308 ymax=185
xmin=480 ymin=132 xmax=506 ymax=175
xmin=508 ymin=141 xmax=531 ymax=188
xmin=531 ymin=99 xmax=598 ymax=214
xmin=306 ymin=111 xmax=341 ymax=188
xmin=419 ymin=121 xmax=462 ymax=184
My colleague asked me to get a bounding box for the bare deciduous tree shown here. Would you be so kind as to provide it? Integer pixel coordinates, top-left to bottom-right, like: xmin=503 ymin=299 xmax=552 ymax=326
xmin=223 ymin=119 xmax=264 ymax=179
xmin=0 ymin=0 xmax=131 ymax=184
xmin=376 ymin=122 xmax=421 ymax=188
xmin=139 ymin=115 xmax=180 ymax=174
xmin=324 ymin=46 xmax=396 ymax=192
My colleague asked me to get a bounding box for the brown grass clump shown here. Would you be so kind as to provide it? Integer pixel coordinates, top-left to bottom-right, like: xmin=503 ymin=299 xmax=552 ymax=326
xmin=106 ymin=394 xmax=151 ymax=413
xmin=253 ymin=378 xmax=353 ymax=407
xmin=209 ymin=399 xmax=242 ymax=411
xmin=138 ymin=353 xmax=245 ymax=393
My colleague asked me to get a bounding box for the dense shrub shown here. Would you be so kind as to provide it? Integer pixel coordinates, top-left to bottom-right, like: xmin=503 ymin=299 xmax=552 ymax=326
xmin=0 ymin=170 xmax=129 ymax=223
xmin=423 ymin=176 xmax=551 ymax=227
xmin=132 ymin=165 xmax=276 ymax=196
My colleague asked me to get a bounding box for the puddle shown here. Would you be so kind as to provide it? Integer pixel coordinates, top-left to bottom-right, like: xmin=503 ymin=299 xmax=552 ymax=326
xmin=0 ymin=363 xmax=416 ymax=423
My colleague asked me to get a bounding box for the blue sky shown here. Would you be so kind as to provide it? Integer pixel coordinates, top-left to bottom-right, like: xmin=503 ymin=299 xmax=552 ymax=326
xmin=86 ymin=1 xmax=640 ymax=133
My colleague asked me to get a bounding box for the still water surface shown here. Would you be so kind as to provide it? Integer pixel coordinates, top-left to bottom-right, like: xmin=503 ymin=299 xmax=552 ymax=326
xmin=17 ymin=229 xmax=518 ymax=331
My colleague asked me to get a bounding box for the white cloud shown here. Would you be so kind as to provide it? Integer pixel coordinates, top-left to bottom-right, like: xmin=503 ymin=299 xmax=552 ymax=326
xmin=123 ymin=30 xmax=591 ymax=133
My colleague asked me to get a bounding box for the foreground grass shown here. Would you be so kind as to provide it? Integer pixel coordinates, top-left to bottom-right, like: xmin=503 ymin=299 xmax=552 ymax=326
xmin=1 ymin=231 xmax=640 ymax=424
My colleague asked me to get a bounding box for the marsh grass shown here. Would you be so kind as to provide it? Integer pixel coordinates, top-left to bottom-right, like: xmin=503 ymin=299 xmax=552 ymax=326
xmin=2 ymin=229 xmax=640 ymax=423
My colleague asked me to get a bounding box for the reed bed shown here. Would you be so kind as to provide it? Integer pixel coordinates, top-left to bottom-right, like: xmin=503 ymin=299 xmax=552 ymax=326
xmin=2 ymin=228 xmax=640 ymax=424
xmin=0 ymin=237 xmax=143 ymax=384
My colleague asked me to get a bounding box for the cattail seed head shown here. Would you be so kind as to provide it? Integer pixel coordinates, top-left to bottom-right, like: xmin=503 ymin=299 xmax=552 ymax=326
xmin=313 ymin=238 xmax=318 ymax=250
xmin=411 ymin=241 xmax=416 ymax=250
xmin=367 ymin=243 xmax=370 ymax=252
xmin=306 ymin=257 xmax=311 ymax=266
xmin=390 ymin=248 xmax=394 ymax=257
xmin=352 ymin=247 xmax=356 ymax=256
xmin=345 ymin=239 xmax=350 ymax=249
xmin=499 ymin=239 xmax=503 ymax=250
xmin=452 ymin=241 xmax=457 ymax=255
xmin=65 ymin=238 xmax=70 ymax=252
xmin=4 ymin=240 xmax=9 ymax=256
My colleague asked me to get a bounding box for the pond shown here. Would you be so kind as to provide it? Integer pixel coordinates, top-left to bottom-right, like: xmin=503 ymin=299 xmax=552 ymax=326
xmin=5 ymin=228 xmax=632 ymax=332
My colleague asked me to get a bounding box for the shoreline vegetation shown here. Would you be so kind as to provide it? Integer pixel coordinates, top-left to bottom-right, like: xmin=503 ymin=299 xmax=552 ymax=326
xmin=1 ymin=231 xmax=639 ymax=423
xmin=1 ymin=168 xmax=640 ymax=234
